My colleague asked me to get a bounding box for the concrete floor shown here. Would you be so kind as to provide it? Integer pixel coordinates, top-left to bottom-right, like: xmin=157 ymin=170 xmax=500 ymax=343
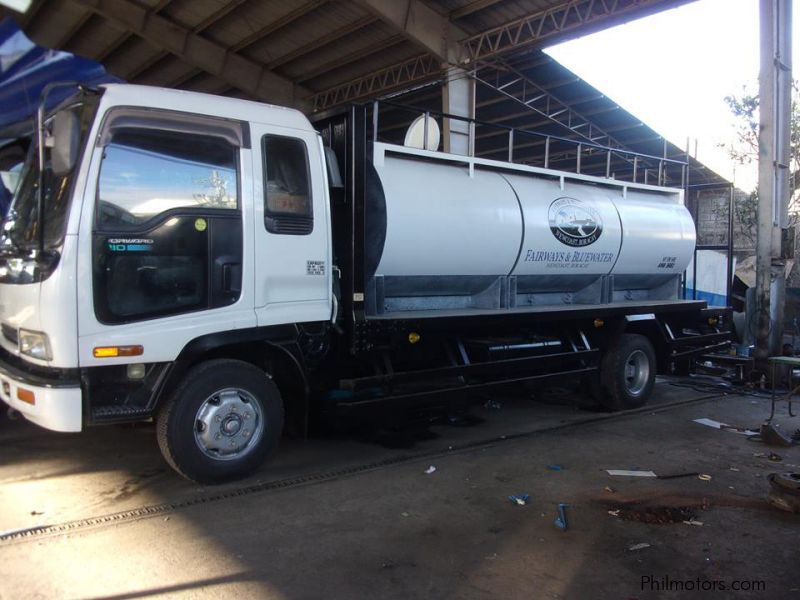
xmin=0 ymin=381 xmax=798 ymax=599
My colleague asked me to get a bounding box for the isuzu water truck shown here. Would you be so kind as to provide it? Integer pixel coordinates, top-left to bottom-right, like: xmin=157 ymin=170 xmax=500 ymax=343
xmin=0 ymin=84 xmax=729 ymax=482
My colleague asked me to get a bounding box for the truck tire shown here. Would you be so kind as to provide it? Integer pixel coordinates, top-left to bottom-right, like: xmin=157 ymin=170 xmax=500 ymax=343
xmin=599 ymin=334 xmax=656 ymax=410
xmin=156 ymin=359 xmax=284 ymax=483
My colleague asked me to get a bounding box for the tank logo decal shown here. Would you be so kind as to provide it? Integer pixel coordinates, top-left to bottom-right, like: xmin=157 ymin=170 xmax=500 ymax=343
xmin=548 ymin=197 xmax=603 ymax=247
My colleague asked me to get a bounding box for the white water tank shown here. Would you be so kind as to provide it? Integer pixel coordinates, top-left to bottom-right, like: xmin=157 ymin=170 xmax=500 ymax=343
xmin=368 ymin=148 xmax=695 ymax=311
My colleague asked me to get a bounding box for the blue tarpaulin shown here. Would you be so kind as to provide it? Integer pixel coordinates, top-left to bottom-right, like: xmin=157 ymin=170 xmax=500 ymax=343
xmin=0 ymin=17 xmax=119 ymax=138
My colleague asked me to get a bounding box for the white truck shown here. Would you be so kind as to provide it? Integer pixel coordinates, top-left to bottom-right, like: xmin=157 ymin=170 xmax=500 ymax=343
xmin=0 ymin=84 xmax=729 ymax=482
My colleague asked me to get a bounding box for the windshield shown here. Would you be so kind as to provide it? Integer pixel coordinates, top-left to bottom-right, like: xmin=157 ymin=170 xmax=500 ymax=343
xmin=1 ymin=99 xmax=95 ymax=254
xmin=0 ymin=149 xmax=23 ymax=219
xmin=0 ymin=157 xmax=22 ymax=198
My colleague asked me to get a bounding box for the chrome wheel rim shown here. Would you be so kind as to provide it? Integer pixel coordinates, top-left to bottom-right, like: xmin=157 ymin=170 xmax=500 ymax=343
xmin=194 ymin=388 xmax=264 ymax=461
xmin=623 ymin=350 xmax=650 ymax=397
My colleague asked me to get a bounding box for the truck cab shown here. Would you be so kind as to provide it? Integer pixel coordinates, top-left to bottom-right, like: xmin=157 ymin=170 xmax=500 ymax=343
xmin=0 ymin=84 xmax=333 ymax=480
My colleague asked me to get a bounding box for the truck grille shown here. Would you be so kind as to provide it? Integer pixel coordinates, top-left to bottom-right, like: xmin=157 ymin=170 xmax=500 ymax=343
xmin=1 ymin=324 xmax=18 ymax=346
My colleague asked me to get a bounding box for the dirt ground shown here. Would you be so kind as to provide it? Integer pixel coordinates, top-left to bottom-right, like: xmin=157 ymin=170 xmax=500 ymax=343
xmin=0 ymin=380 xmax=798 ymax=599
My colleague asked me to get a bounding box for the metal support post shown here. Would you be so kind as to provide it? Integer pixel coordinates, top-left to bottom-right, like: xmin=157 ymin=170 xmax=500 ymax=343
xmin=755 ymin=0 xmax=792 ymax=368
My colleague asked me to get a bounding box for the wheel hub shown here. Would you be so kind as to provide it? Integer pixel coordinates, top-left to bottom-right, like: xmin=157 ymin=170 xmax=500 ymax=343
xmin=623 ymin=349 xmax=650 ymax=397
xmin=194 ymin=388 xmax=263 ymax=460
xmin=221 ymin=414 xmax=243 ymax=436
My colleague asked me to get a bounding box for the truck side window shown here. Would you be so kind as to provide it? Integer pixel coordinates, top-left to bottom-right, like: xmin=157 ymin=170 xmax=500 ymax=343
xmin=97 ymin=128 xmax=238 ymax=229
xmin=262 ymin=135 xmax=312 ymax=235
xmin=93 ymin=124 xmax=243 ymax=324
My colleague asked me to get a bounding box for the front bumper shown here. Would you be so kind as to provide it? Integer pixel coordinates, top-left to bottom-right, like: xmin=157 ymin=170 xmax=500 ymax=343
xmin=0 ymin=356 xmax=82 ymax=432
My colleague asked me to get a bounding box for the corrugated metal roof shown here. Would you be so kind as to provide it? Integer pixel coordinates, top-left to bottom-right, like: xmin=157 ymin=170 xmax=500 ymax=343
xmin=0 ymin=0 xmax=723 ymax=183
xmin=3 ymin=0 xmax=694 ymax=97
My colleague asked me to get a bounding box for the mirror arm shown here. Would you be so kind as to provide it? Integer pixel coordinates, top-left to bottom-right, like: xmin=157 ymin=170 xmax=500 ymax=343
xmin=35 ymin=90 xmax=46 ymax=254
xmin=34 ymin=81 xmax=81 ymax=255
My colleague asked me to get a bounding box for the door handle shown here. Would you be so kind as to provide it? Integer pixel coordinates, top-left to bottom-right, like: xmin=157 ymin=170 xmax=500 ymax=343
xmin=222 ymin=263 xmax=242 ymax=293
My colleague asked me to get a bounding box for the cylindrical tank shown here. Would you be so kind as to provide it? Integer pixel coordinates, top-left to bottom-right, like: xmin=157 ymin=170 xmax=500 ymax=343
xmin=372 ymin=156 xmax=522 ymax=296
xmin=612 ymin=188 xmax=697 ymax=290
xmin=368 ymin=152 xmax=695 ymax=308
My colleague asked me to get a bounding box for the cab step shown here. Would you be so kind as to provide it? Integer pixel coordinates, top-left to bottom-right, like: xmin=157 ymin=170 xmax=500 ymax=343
xmin=91 ymin=405 xmax=153 ymax=423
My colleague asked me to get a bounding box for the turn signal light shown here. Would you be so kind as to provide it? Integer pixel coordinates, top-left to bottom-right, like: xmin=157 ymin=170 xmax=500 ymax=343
xmin=93 ymin=345 xmax=144 ymax=358
xmin=17 ymin=388 xmax=35 ymax=405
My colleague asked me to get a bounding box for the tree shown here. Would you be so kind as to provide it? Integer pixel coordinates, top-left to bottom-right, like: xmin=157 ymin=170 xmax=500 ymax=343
xmin=720 ymin=82 xmax=800 ymax=248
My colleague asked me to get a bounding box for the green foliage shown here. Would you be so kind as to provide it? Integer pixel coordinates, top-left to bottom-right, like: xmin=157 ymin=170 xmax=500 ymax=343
xmin=723 ymin=91 xmax=761 ymax=167
xmin=719 ymin=82 xmax=800 ymax=246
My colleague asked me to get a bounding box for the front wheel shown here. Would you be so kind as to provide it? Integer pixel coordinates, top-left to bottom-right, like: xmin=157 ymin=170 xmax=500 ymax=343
xmin=599 ymin=334 xmax=656 ymax=410
xmin=156 ymin=359 xmax=284 ymax=483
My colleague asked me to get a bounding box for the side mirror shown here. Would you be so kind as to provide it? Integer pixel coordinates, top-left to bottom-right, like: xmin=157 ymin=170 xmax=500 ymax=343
xmin=50 ymin=110 xmax=80 ymax=176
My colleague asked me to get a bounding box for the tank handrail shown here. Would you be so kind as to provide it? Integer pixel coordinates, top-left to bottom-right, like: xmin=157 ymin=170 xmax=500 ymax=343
xmin=370 ymin=98 xmax=687 ymax=187
xmin=374 ymin=99 xmax=687 ymax=166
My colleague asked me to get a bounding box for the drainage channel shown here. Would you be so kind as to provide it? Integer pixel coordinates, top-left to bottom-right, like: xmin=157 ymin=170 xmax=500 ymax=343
xmin=0 ymin=391 xmax=724 ymax=545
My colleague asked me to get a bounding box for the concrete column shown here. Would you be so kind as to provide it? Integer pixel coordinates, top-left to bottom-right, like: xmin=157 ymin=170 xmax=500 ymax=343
xmin=441 ymin=68 xmax=475 ymax=155
xmin=755 ymin=0 xmax=792 ymax=366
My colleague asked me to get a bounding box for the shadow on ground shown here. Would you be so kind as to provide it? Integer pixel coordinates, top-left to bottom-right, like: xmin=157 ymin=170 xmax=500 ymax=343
xmin=1 ymin=381 xmax=797 ymax=599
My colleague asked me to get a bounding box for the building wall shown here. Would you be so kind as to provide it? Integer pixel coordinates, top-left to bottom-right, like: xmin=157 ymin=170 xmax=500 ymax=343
xmin=693 ymin=187 xmax=757 ymax=251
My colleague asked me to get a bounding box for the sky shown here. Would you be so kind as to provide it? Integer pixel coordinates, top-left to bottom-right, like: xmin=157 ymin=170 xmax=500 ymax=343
xmin=546 ymin=0 xmax=800 ymax=193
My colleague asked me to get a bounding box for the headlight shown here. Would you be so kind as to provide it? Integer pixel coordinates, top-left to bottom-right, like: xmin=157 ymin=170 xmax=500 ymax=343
xmin=19 ymin=329 xmax=52 ymax=361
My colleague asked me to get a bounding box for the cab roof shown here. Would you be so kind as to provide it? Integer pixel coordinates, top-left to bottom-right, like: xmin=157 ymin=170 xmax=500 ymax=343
xmin=99 ymin=84 xmax=314 ymax=133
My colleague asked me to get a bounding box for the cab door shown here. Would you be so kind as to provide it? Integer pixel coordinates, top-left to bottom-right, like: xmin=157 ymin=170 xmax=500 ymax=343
xmin=249 ymin=122 xmax=331 ymax=326
xmin=76 ymin=108 xmax=257 ymax=366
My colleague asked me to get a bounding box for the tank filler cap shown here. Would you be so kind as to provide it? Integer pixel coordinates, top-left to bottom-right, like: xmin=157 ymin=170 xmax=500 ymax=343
xmin=404 ymin=114 xmax=440 ymax=151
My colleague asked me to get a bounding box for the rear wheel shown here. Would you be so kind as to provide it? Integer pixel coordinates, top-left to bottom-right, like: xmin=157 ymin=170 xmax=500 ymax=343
xmin=156 ymin=359 xmax=284 ymax=483
xmin=599 ymin=334 xmax=656 ymax=410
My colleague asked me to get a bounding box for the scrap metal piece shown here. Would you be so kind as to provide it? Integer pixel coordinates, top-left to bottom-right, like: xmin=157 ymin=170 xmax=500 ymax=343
xmin=768 ymin=472 xmax=800 ymax=513
xmin=760 ymin=422 xmax=794 ymax=447
xmin=554 ymin=503 xmax=569 ymax=531
xmin=628 ymin=543 xmax=651 ymax=551
xmin=508 ymin=494 xmax=530 ymax=506
xmin=657 ymin=472 xmax=699 ymax=480
xmin=606 ymin=470 xmax=657 ymax=477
